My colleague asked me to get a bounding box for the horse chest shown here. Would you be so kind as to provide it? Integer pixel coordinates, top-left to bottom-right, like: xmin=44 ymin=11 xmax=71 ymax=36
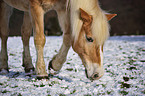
xmin=40 ymin=0 xmax=59 ymax=12
xmin=41 ymin=3 xmax=54 ymax=12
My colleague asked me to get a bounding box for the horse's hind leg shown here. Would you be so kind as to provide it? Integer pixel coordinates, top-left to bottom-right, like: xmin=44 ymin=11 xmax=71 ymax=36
xmin=0 ymin=2 xmax=13 ymax=74
xmin=21 ymin=12 xmax=35 ymax=75
xmin=48 ymin=10 xmax=71 ymax=75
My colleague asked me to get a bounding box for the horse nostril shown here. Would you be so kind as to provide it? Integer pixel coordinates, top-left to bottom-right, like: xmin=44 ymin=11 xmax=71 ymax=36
xmin=93 ymin=73 xmax=99 ymax=78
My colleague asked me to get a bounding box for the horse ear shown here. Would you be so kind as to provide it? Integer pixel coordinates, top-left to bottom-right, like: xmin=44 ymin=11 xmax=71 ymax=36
xmin=105 ymin=14 xmax=117 ymax=21
xmin=80 ymin=8 xmax=93 ymax=41
xmin=80 ymin=8 xmax=92 ymax=23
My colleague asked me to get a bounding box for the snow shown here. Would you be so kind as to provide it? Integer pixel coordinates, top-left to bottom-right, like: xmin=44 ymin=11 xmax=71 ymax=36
xmin=0 ymin=36 xmax=145 ymax=96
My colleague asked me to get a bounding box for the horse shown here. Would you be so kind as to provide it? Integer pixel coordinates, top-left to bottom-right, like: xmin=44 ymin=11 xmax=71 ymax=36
xmin=0 ymin=0 xmax=116 ymax=81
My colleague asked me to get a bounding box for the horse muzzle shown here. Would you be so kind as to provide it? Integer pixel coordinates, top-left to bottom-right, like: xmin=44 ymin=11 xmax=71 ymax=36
xmin=84 ymin=63 xmax=104 ymax=81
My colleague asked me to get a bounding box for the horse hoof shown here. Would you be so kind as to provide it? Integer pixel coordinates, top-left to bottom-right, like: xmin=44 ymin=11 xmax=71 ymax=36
xmin=36 ymin=75 xmax=49 ymax=80
xmin=25 ymin=67 xmax=35 ymax=73
xmin=0 ymin=69 xmax=9 ymax=75
xmin=25 ymin=69 xmax=36 ymax=76
xmin=48 ymin=60 xmax=60 ymax=75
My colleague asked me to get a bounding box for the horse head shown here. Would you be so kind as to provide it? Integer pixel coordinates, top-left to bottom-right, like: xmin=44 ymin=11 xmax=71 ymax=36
xmin=72 ymin=8 xmax=116 ymax=81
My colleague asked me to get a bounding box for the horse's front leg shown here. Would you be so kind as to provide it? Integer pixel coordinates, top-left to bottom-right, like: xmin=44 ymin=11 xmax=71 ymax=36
xmin=21 ymin=12 xmax=35 ymax=75
xmin=48 ymin=11 xmax=71 ymax=75
xmin=0 ymin=2 xmax=13 ymax=74
xmin=29 ymin=2 xmax=48 ymax=78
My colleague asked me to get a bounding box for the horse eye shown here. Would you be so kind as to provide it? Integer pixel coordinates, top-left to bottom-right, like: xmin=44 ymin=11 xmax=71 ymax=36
xmin=86 ymin=36 xmax=94 ymax=42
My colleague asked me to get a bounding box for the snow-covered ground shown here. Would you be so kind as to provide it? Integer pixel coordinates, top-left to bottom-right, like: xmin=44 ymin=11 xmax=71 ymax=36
xmin=0 ymin=36 xmax=145 ymax=96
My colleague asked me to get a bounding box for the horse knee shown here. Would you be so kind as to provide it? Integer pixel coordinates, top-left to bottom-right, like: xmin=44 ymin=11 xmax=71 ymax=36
xmin=63 ymin=33 xmax=71 ymax=47
xmin=34 ymin=35 xmax=46 ymax=48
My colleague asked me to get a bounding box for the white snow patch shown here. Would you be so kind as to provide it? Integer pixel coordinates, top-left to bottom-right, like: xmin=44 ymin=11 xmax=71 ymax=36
xmin=0 ymin=36 xmax=145 ymax=95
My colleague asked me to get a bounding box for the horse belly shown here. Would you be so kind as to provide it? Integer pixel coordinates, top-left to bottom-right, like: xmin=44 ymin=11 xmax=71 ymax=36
xmin=3 ymin=0 xmax=29 ymax=12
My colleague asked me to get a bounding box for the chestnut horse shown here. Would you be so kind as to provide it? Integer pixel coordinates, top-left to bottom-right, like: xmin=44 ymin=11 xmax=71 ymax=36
xmin=0 ymin=0 xmax=116 ymax=81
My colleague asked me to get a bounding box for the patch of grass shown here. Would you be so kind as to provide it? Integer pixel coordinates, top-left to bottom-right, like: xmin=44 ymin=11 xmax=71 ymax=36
xmin=11 ymin=85 xmax=18 ymax=88
xmin=130 ymin=76 xmax=137 ymax=79
xmin=119 ymin=90 xmax=129 ymax=95
xmin=66 ymin=68 xmax=73 ymax=71
xmin=33 ymin=84 xmax=39 ymax=87
xmin=55 ymin=50 xmax=58 ymax=53
xmin=51 ymin=81 xmax=59 ymax=85
xmin=106 ymin=70 xmax=115 ymax=77
xmin=140 ymin=60 xmax=145 ymax=62
xmin=123 ymin=63 xmax=127 ymax=65
xmin=96 ymin=84 xmax=99 ymax=87
xmin=11 ymin=92 xmax=18 ymax=96
xmin=107 ymin=64 xmax=113 ymax=67
xmin=40 ymin=83 xmax=45 ymax=87
xmin=141 ymin=90 xmax=145 ymax=94
xmin=0 ymin=83 xmax=3 ymax=85
xmin=97 ymin=92 xmax=105 ymax=95
xmin=84 ymin=94 xmax=92 ymax=96
xmin=59 ymin=94 xmax=66 ymax=96
xmin=133 ymin=57 xmax=138 ymax=60
xmin=33 ymin=83 xmax=45 ymax=87
xmin=120 ymin=82 xmax=131 ymax=88
xmin=133 ymin=64 xmax=139 ymax=66
xmin=106 ymin=70 xmax=111 ymax=73
xmin=136 ymin=52 xmax=141 ymax=56
xmin=118 ymin=46 xmax=123 ymax=50
xmin=126 ymin=66 xmax=137 ymax=70
xmin=1 ymin=90 xmax=10 ymax=93
xmin=123 ymin=76 xmax=129 ymax=81
xmin=127 ymin=57 xmax=132 ymax=59
xmin=66 ymin=62 xmax=71 ymax=64
xmin=128 ymin=59 xmax=136 ymax=65
xmin=135 ymin=86 xmax=139 ymax=88
xmin=48 ymin=84 xmax=52 ymax=86
xmin=107 ymin=90 xmax=114 ymax=95
xmin=70 ymin=89 xmax=76 ymax=94
xmin=101 ymin=84 xmax=106 ymax=88
xmin=9 ymin=53 xmax=16 ymax=56
xmin=130 ymin=51 xmax=134 ymax=53
xmin=61 ymin=86 xmax=69 ymax=90
xmin=48 ymin=81 xmax=60 ymax=86
xmin=138 ymin=48 xmax=145 ymax=52
xmin=18 ymin=93 xmax=22 ymax=96
xmin=68 ymin=59 xmax=72 ymax=61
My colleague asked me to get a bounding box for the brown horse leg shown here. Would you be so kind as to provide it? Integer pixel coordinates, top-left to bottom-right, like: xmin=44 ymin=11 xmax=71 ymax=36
xmin=0 ymin=2 xmax=12 ymax=74
xmin=48 ymin=10 xmax=71 ymax=75
xmin=29 ymin=2 xmax=48 ymax=78
xmin=21 ymin=12 xmax=35 ymax=75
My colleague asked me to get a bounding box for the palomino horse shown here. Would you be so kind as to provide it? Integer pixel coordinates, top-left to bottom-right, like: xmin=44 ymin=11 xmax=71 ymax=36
xmin=0 ymin=0 xmax=116 ymax=80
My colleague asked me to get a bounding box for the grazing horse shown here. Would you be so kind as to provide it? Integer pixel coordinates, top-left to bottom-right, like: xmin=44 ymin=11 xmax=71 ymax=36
xmin=0 ymin=0 xmax=116 ymax=80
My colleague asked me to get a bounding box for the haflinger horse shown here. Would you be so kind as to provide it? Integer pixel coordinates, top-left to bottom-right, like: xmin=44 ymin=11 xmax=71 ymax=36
xmin=0 ymin=0 xmax=116 ymax=81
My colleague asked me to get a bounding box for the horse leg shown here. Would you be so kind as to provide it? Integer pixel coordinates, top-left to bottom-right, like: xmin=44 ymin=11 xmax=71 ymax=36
xmin=48 ymin=11 xmax=71 ymax=75
xmin=0 ymin=2 xmax=13 ymax=74
xmin=29 ymin=2 xmax=48 ymax=78
xmin=21 ymin=12 xmax=35 ymax=75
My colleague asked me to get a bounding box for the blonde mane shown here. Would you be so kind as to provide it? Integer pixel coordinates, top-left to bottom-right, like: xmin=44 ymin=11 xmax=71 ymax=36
xmin=69 ymin=0 xmax=110 ymax=45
